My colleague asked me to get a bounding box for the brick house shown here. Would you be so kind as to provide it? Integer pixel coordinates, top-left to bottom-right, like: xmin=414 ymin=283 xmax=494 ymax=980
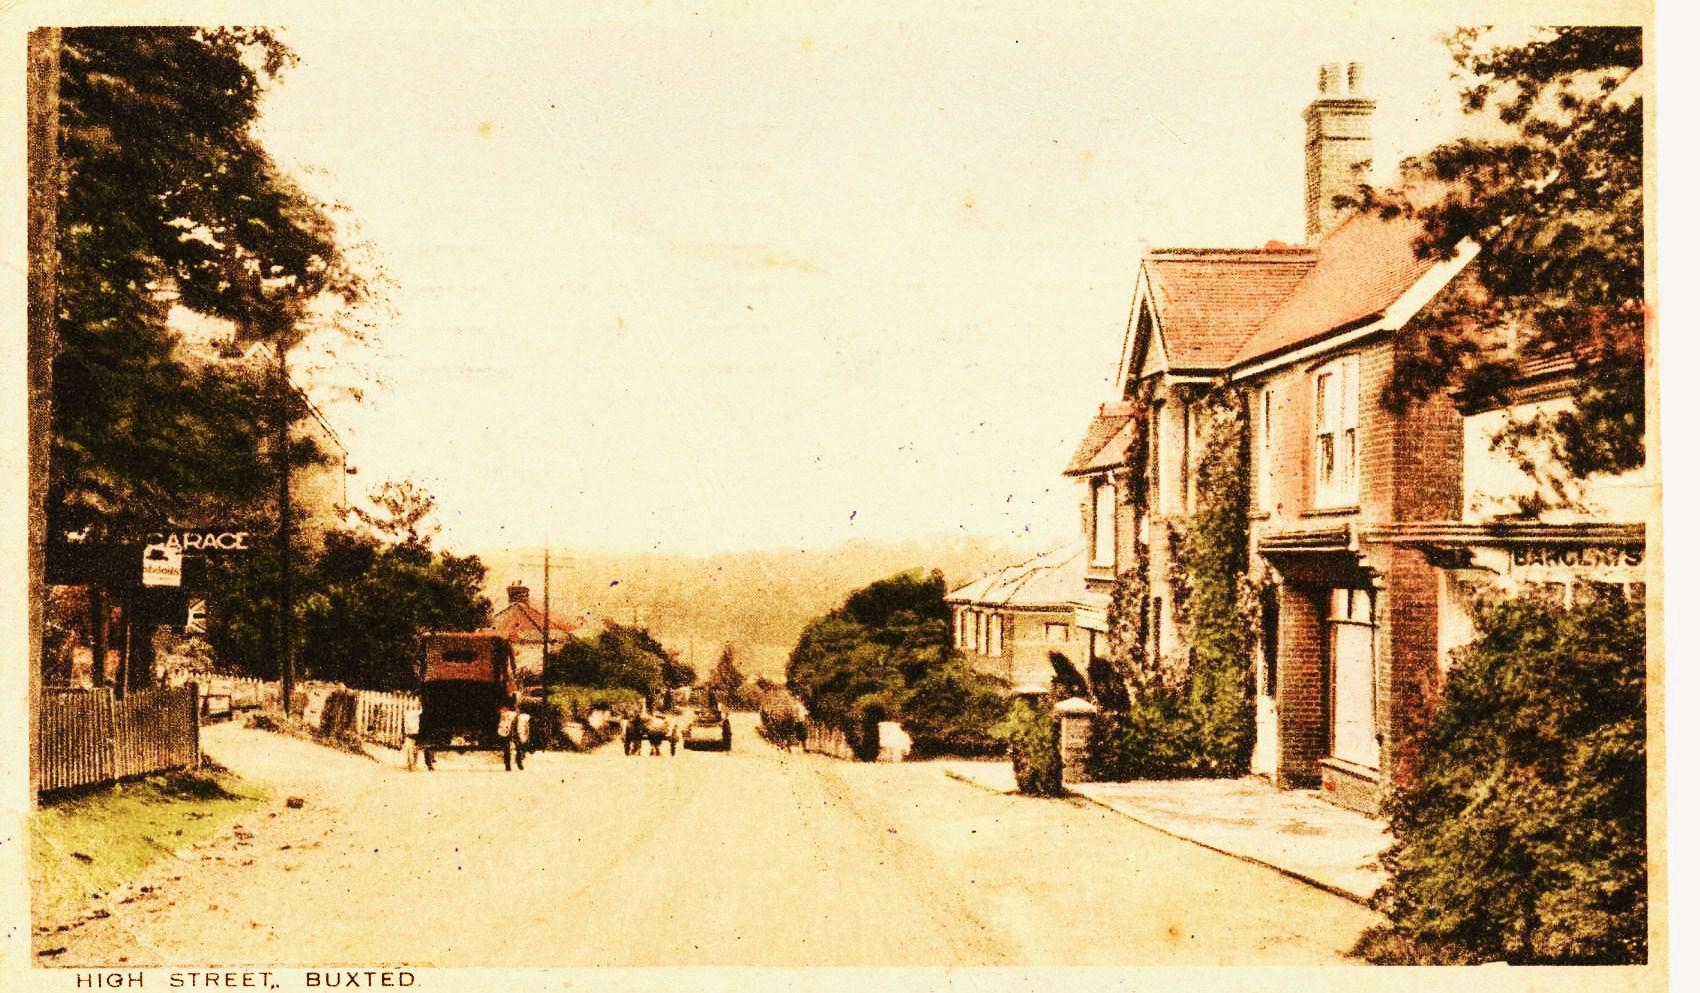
xmin=490 ymin=580 xmax=587 ymax=677
xmin=1066 ymin=62 xmax=1648 ymax=813
xmin=946 ymin=544 xmax=1087 ymax=692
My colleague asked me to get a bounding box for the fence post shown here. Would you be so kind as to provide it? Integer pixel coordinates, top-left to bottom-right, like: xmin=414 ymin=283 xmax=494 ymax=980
xmin=188 ymin=680 xmax=201 ymax=770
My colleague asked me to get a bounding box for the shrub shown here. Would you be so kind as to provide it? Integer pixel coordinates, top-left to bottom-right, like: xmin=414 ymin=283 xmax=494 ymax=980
xmin=1084 ymin=690 xmax=1204 ymax=780
xmin=1357 ymin=591 xmax=1647 ymax=965
xmin=992 ymin=697 xmax=1062 ymax=796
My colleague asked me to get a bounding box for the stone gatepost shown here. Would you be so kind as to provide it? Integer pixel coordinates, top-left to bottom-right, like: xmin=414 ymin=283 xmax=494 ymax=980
xmin=1052 ymin=696 xmax=1098 ymax=784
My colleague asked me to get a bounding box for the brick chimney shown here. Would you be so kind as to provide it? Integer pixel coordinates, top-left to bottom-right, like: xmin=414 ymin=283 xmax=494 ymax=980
xmin=506 ymin=580 xmax=530 ymax=606
xmin=1303 ymin=61 xmax=1375 ymax=242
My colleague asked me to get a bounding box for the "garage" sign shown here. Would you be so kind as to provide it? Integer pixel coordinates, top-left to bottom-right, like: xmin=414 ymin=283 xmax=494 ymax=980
xmin=145 ymin=530 xmax=253 ymax=552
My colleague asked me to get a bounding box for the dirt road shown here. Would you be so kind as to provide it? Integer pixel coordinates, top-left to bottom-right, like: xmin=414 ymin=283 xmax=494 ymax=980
xmin=36 ymin=715 xmax=1377 ymax=966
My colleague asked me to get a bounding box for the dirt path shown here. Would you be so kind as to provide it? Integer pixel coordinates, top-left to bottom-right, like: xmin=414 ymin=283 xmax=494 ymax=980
xmin=35 ymin=717 xmax=1376 ymax=967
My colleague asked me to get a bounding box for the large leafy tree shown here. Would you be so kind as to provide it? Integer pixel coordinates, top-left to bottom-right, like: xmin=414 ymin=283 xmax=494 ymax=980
xmin=1378 ymin=27 xmax=1643 ymax=486
xmin=51 ymin=27 xmax=368 ymax=536
xmin=787 ymin=570 xmax=1007 ymax=757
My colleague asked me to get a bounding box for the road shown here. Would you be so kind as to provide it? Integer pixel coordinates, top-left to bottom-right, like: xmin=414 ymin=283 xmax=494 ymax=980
xmin=36 ymin=714 xmax=1377 ymax=967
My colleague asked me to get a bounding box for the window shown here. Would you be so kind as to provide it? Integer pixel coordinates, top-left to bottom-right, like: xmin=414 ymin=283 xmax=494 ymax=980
xmin=1177 ymin=401 xmax=1193 ymax=512
xmin=1044 ymin=622 xmax=1070 ymax=642
xmin=988 ymin=614 xmax=1004 ymax=657
xmin=1091 ymin=478 xmax=1116 ymax=567
xmin=1313 ymin=356 xmax=1360 ymax=507
xmin=1257 ymin=387 xmax=1274 ymax=512
xmin=975 ymin=611 xmax=987 ymax=654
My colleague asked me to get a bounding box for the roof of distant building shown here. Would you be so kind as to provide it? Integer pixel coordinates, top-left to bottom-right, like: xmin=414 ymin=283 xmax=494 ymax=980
xmin=946 ymin=543 xmax=1088 ymax=610
xmin=490 ymin=600 xmax=586 ymax=644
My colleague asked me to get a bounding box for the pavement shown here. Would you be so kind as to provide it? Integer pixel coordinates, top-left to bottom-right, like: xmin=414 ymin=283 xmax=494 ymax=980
xmin=939 ymin=761 xmax=1390 ymax=902
xmin=34 ymin=715 xmax=1378 ymax=966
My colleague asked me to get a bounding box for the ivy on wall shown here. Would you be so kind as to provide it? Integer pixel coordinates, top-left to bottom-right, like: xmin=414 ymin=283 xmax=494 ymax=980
xmin=1093 ymin=381 xmax=1258 ymax=778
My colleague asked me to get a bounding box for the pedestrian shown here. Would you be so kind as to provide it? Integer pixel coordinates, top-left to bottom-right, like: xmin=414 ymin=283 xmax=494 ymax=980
xmin=667 ymin=720 xmax=678 ymax=756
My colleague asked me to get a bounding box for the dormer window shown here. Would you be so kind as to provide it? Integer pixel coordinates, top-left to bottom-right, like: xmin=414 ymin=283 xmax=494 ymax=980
xmin=1313 ymin=355 xmax=1360 ymax=508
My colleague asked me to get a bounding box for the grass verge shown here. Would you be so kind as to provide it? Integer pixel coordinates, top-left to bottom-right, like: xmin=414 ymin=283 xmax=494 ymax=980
xmin=31 ymin=770 xmax=266 ymax=926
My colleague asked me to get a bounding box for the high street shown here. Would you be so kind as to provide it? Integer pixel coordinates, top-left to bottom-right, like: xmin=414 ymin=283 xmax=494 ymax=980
xmin=38 ymin=717 xmax=1375 ymax=967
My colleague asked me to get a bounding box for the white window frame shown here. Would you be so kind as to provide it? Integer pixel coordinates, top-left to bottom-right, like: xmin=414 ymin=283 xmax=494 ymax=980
xmin=1257 ymin=386 xmax=1275 ymax=513
xmin=988 ymin=613 xmax=1004 ymax=657
xmin=1313 ymin=355 xmax=1360 ymax=508
xmin=1091 ymin=477 xmax=1116 ymax=567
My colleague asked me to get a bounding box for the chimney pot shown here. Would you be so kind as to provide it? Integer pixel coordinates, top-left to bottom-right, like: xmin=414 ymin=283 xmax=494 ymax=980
xmin=1303 ymin=61 xmax=1375 ymax=242
xmin=507 ymin=581 xmax=530 ymax=605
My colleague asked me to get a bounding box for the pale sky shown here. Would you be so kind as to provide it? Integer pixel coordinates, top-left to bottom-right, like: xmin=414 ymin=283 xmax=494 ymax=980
xmin=248 ymin=8 xmax=1482 ymax=558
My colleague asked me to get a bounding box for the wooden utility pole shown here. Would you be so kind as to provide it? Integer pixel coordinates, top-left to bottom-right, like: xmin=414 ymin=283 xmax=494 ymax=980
xmin=277 ymin=342 xmax=295 ymax=716
xmin=27 ymin=28 xmax=62 ymax=801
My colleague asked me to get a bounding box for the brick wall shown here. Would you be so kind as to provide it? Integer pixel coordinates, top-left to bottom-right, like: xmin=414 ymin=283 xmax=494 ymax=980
xmin=1382 ymin=544 xmax=1444 ymax=783
xmin=1274 ymin=583 xmax=1326 ymax=787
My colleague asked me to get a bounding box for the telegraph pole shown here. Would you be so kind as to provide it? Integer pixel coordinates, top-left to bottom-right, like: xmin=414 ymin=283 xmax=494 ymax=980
xmin=27 ymin=27 xmax=62 ymax=804
xmin=277 ymin=341 xmax=295 ymax=717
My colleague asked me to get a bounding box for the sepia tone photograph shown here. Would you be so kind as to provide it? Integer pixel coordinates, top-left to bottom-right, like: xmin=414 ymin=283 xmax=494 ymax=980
xmin=6 ymin=1 xmax=1668 ymax=990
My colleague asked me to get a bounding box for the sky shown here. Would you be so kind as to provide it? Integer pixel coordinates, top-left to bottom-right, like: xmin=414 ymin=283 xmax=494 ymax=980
xmin=245 ymin=6 xmax=1485 ymax=558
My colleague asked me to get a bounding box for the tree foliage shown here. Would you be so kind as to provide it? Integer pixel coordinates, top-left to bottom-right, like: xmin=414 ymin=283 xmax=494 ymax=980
xmin=703 ymin=643 xmax=750 ymax=709
xmin=786 ymin=569 xmax=1008 ymax=757
xmin=1358 ymin=591 xmax=1646 ymax=964
xmin=50 ymin=27 xmax=371 ymax=535
xmin=208 ymin=524 xmax=490 ymax=690
xmin=545 ymin=622 xmax=689 ymax=704
xmin=1376 ymin=26 xmax=1643 ymax=484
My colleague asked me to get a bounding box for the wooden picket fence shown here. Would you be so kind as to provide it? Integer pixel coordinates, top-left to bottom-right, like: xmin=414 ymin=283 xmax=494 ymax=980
xmin=37 ymin=685 xmax=200 ymax=794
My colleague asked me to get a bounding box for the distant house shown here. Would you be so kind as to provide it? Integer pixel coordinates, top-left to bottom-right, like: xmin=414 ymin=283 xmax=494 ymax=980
xmin=489 ymin=580 xmax=587 ymax=676
xmin=945 ymin=544 xmax=1087 ymax=692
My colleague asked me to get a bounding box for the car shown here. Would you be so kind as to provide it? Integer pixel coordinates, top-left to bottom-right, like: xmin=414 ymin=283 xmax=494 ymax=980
xmin=404 ymin=631 xmax=530 ymax=772
xmin=682 ymin=710 xmax=732 ymax=752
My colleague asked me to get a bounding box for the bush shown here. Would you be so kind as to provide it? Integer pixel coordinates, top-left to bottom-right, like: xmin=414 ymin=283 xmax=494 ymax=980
xmin=1357 ymin=591 xmax=1647 ymax=965
xmin=992 ymin=697 xmax=1062 ymax=796
xmin=1083 ymin=690 xmax=1204 ymax=780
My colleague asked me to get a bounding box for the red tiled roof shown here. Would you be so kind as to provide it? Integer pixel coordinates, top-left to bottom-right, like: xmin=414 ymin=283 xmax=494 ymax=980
xmin=1063 ymin=402 xmax=1139 ymax=476
xmin=1145 ymin=248 xmax=1316 ymax=369
xmin=1230 ymin=199 xmax=1446 ymax=368
xmin=490 ymin=601 xmax=585 ymax=644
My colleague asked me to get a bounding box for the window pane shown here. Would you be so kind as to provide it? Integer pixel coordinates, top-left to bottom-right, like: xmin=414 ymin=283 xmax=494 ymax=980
xmin=1315 ymin=372 xmax=1333 ymax=430
xmin=1092 ymin=480 xmax=1116 ymax=566
xmin=1342 ymin=356 xmax=1359 ymax=428
xmin=1317 ymin=433 xmax=1335 ymax=485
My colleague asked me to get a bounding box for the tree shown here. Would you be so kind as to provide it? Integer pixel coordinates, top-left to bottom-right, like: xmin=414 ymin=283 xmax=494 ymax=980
xmin=787 ymin=569 xmax=1008 ymax=758
xmin=703 ymin=643 xmax=747 ymax=708
xmin=50 ymin=28 xmax=370 ymax=534
xmin=1375 ymin=27 xmax=1643 ymax=487
xmin=347 ymin=479 xmax=441 ymax=546
xmin=1358 ymin=591 xmax=1646 ymax=964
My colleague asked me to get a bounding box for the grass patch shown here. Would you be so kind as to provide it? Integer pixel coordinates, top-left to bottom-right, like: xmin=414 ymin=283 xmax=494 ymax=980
xmin=31 ymin=770 xmax=266 ymax=926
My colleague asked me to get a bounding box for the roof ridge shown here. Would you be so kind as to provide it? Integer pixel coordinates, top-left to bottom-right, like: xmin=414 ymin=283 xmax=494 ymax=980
xmin=1148 ymin=246 xmax=1315 ymax=258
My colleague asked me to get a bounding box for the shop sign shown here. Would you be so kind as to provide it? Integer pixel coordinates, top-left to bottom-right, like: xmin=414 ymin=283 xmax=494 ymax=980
xmin=1509 ymin=544 xmax=1643 ymax=570
xmin=145 ymin=530 xmax=253 ymax=552
xmin=141 ymin=543 xmax=183 ymax=588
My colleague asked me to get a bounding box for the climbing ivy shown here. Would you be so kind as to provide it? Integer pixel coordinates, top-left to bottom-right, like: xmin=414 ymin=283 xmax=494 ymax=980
xmin=1091 ymin=382 xmax=1258 ymax=778
xmin=1176 ymin=387 xmax=1257 ymax=773
xmin=1102 ymin=382 xmax=1154 ymax=692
